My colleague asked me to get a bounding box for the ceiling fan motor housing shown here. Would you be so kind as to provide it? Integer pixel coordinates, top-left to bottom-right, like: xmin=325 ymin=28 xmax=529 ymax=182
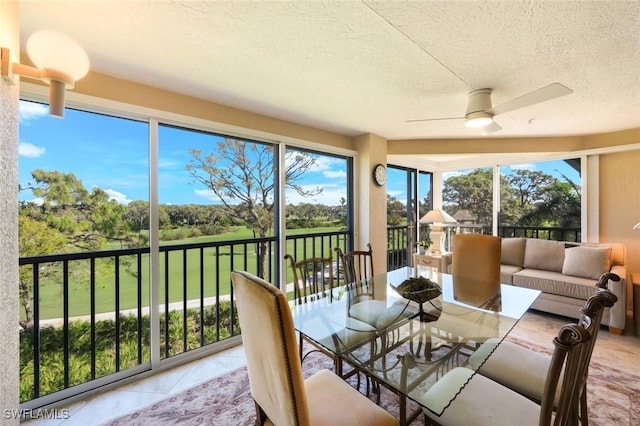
xmin=465 ymin=88 xmax=493 ymax=116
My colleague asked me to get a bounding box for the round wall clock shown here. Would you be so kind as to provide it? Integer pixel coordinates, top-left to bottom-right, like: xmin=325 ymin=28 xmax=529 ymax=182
xmin=373 ymin=163 xmax=387 ymax=186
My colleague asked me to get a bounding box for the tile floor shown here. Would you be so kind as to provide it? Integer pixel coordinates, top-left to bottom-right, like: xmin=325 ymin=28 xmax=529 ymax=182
xmin=22 ymin=345 xmax=248 ymax=426
xmin=22 ymin=310 xmax=640 ymax=426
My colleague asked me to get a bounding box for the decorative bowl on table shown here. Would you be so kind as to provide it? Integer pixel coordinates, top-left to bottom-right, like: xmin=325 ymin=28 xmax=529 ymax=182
xmin=391 ymin=276 xmax=442 ymax=304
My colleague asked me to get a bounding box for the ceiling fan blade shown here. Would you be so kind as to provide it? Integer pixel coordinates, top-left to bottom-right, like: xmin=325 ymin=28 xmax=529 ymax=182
xmin=488 ymin=83 xmax=573 ymax=116
xmin=481 ymin=121 xmax=502 ymax=134
xmin=405 ymin=116 xmax=464 ymax=123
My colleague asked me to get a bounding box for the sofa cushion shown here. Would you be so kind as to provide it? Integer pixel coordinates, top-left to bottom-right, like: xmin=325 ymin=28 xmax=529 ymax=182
xmin=562 ymin=246 xmax=612 ymax=280
xmin=523 ymin=239 xmax=565 ymax=272
xmin=500 ymin=264 xmax=522 ymax=284
xmin=501 ymin=238 xmax=526 ymax=267
xmin=512 ymin=269 xmax=596 ymax=300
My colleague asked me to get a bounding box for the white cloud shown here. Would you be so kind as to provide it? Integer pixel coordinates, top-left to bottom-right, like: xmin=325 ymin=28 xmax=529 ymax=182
xmin=105 ymin=189 xmax=132 ymax=205
xmin=19 ymin=142 xmax=46 ymax=158
xmin=286 ymin=184 xmax=346 ymax=206
xmin=510 ymin=163 xmax=536 ymax=171
xmin=21 ymin=197 xmax=44 ymax=206
xmin=19 ymin=101 xmax=48 ymax=123
xmin=194 ymin=188 xmax=221 ymax=203
xmin=323 ymin=169 xmax=346 ymax=179
xmin=442 ymin=170 xmax=462 ymax=180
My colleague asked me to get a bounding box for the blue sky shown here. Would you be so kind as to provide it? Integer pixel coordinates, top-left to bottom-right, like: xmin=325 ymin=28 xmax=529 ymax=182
xmin=19 ymin=100 xmax=580 ymax=207
xmin=18 ymin=101 xmax=349 ymax=206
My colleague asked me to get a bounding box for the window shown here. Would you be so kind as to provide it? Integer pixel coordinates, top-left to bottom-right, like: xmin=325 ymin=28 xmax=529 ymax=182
xmin=500 ymin=159 xmax=581 ymax=241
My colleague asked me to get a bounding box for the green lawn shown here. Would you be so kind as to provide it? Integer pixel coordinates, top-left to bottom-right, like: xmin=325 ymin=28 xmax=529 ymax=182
xmin=29 ymin=226 xmax=346 ymax=320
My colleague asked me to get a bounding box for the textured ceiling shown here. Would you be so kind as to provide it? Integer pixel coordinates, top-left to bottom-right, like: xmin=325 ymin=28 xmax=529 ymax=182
xmin=19 ymin=1 xmax=640 ymax=145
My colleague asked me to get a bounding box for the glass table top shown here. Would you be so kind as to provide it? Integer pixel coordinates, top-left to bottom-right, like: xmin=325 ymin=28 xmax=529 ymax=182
xmin=291 ymin=266 xmax=541 ymax=422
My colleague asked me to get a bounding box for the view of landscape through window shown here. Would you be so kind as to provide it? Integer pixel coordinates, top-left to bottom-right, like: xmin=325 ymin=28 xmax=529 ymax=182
xmin=16 ymin=99 xmax=581 ymax=404
xmin=17 ymin=101 xmax=354 ymax=402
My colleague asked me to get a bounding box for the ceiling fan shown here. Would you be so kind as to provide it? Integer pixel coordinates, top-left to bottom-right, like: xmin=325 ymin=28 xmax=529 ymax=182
xmin=407 ymin=83 xmax=573 ymax=134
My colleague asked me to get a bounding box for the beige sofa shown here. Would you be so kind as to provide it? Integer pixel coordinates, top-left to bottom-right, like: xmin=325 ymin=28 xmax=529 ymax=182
xmin=499 ymin=238 xmax=626 ymax=333
xmin=442 ymin=237 xmax=627 ymax=333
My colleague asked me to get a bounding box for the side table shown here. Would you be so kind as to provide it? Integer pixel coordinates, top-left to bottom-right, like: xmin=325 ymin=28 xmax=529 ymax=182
xmin=632 ymin=272 xmax=640 ymax=337
xmin=413 ymin=253 xmax=445 ymax=273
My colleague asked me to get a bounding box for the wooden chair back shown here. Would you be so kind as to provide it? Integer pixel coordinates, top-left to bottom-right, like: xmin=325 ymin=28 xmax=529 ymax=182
xmin=539 ymin=323 xmax=592 ymax=425
xmin=284 ymin=253 xmax=335 ymax=305
xmin=335 ymin=243 xmax=374 ymax=284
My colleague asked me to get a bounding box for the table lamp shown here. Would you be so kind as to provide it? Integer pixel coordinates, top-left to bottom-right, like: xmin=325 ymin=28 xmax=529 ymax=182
xmin=420 ymin=209 xmax=457 ymax=254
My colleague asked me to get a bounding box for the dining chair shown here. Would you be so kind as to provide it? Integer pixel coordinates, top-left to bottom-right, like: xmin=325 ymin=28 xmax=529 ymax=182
xmin=419 ymin=321 xmax=594 ymax=426
xmin=285 ymin=253 xmax=336 ymax=305
xmin=230 ymin=270 xmax=399 ymax=426
xmin=450 ymin=234 xmax=502 ymax=307
xmin=334 ymin=243 xmax=374 ymax=285
xmin=466 ymin=273 xmax=619 ymax=425
xmin=334 ymin=244 xmax=415 ymax=333
xmin=284 ymin=253 xmax=341 ymax=367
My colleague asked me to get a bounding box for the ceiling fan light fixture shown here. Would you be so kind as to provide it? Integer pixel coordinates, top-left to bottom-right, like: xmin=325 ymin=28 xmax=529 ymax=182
xmin=465 ymin=111 xmax=493 ymax=128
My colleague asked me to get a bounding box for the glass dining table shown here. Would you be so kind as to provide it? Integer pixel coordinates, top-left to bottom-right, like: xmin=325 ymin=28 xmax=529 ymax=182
xmin=291 ymin=266 xmax=541 ymax=425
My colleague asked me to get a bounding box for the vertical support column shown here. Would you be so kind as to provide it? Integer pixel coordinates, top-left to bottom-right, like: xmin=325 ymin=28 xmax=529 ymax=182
xmin=0 ymin=2 xmax=21 ymax=423
xmin=148 ymin=119 xmax=161 ymax=367
xmin=585 ymin=155 xmax=598 ymax=243
xmin=353 ymin=133 xmax=388 ymax=273
xmin=493 ymin=165 xmax=500 ymax=236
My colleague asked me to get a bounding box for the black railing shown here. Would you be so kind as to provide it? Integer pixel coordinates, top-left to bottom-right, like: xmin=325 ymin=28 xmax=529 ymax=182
xmin=498 ymin=225 xmax=581 ymax=242
xmin=18 ymin=224 xmax=578 ymax=405
xmin=387 ymin=225 xmax=412 ymax=270
xmin=18 ymin=229 xmax=349 ymax=406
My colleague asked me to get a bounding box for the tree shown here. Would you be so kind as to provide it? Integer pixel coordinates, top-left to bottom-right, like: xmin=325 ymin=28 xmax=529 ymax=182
xmin=518 ymin=174 xmax=581 ymax=229
xmin=19 ymin=170 xmax=143 ymax=328
xmin=443 ymin=168 xmax=494 ymax=226
xmin=387 ymin=194 xmax=406 ymax=226
xmin=18 ymin=216 xmax=66 ymax=329
xmin=507 ymin=169 xmax=555 ymax=208
xmin=123 ymin=200 xmax=149 ymax=234
xmin=186 ymin=139 xmax=320 ymax=277
xmin=26 ymin=169 xmax=140 ymax=249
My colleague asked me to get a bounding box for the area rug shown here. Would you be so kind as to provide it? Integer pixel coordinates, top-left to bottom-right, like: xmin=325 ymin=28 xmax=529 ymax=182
xmin=105 ymin=337 xmax=640 ymax=425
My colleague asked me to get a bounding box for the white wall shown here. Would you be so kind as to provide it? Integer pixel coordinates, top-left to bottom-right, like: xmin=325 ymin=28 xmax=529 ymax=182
xmin=0 ymin=1 xmax=21 ymax=423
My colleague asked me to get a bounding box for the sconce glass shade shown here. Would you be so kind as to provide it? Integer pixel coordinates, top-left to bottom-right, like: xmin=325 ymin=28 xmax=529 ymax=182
xmin=26 ymin=30 xmax=89 ymax=81
xmin=420 ymin=209 xmax=457 ymax=224
xmin=634 ymin=222 xmax=640 ymax=230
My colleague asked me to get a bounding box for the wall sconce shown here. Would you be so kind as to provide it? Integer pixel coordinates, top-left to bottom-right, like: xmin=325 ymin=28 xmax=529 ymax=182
xmin=1 ymin=30 xmax=89 ymax=118
xmin=634 ymin=222 xmax=640 ymax=231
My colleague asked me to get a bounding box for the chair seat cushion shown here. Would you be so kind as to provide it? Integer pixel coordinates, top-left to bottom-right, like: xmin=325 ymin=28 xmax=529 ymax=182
xmin=418 ymin=367 xmax=540 ymax=425
xmin=349 ymin=300 xmax=414 ymax=329
xmin=468 ymin=338 xmax=560 ymax=404
xmin=305 ymin=369 xmax=398 ymax=426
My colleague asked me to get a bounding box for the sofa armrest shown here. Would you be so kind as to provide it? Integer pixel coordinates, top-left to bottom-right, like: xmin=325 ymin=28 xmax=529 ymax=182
xmin=606 ymin=264 xmax=627 ymax=330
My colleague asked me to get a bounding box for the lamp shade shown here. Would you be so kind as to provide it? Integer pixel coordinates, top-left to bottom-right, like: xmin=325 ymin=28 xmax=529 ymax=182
xmin=420 ymin=209 xmax=457 ymax=224
xmin=27 ymin=30 xmax=89 ymax=81
xmin=634 ymin=222 xmax=640 ymax=230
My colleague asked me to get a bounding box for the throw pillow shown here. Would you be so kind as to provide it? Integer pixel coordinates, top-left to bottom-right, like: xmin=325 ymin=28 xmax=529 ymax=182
xmin=562 ymin=246 xmax=612 ymax=280
xmin=523 ymin=239 xmax=565 ymax=272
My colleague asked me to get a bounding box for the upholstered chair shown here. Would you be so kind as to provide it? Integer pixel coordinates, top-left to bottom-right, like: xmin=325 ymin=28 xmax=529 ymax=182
xmin=467 ymin=274 xmax=619 ymax=424
xmin=450 ymin=234 xmax=502 ymax=307
xmin=231 ymin=270 xmax=398 ymax=426
xmin=419 ymin=322 xmax=594 ymax=425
